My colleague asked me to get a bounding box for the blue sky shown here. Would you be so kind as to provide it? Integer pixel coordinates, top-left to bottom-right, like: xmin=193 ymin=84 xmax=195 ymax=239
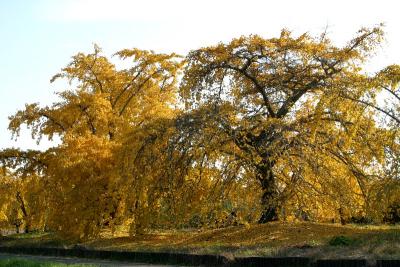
xmin=1 ymin=0 xmax=399 ymax=150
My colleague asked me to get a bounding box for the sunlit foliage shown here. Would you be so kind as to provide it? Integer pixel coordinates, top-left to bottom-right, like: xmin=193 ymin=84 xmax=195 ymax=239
xmin=1 ymin=26 xmax=399 ymax=240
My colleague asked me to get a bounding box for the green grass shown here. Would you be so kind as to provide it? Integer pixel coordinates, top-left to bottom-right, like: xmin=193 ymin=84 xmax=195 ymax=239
xmin=0 ymin=258 xmax=97 ymax=267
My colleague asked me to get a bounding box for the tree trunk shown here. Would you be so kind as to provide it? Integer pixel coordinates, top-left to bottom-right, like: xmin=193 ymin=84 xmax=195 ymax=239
xmin=16 ymin=191 xmax=30 ymax=233
xmin=257 ymin=160 xmax=279 ymax=223
xmin=24 ymin=223 xmax=30 ymax=233
xmin=338 ymin=207 xmax=346 ymax=225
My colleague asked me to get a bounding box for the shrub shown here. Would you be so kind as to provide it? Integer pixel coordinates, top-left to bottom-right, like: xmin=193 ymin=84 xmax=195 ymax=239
xmin=328 ymin=235 xmax=354 ymax=246
xmin=383 ymin=203 xmax=400 ymax=224
xmin=348 ymin=216 xmax=373 ymax=224
xmin=188 ymin=214 xmax=203 ymax=228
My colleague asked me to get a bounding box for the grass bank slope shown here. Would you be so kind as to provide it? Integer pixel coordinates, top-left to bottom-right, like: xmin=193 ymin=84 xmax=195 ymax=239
xmin=1 ymin=223 xmax=399 ymax=260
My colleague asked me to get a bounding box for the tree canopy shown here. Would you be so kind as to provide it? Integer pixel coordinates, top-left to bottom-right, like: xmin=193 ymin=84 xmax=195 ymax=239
xmin=1 ymin=25 xmax=400 ymax=240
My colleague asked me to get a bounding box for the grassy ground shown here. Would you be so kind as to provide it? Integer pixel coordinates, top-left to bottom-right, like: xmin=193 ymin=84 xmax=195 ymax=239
xmin=1 ymin=222 xmax=400 ymax=260
xmin=0 ymin=258 xmax=96 ymax=267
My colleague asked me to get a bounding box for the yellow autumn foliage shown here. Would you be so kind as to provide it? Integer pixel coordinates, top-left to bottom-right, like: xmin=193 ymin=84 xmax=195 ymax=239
xmin=0 ymin=26 xmax=399 ymax=240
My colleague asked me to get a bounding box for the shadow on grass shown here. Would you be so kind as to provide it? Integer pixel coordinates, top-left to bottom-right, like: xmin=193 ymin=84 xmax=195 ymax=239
xmin=0 ymin=258 xmax=97 ymax=267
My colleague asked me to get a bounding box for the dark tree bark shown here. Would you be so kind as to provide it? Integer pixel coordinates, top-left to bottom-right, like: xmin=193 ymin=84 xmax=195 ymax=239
xmin=16 ymin=191 xmax=30 ymax=233
xmin=256 ymin=160 xmax=279 ymax=223
xmin=338 ymin=207 xmax=346 ymax=225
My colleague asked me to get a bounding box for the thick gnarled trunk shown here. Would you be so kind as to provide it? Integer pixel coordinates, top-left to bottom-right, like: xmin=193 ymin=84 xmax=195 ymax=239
xmin=256 ymin=160 xmax=279 ymax=223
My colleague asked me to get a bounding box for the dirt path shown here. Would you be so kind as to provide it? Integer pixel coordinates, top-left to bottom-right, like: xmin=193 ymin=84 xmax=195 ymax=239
xmin=0 ymin=253 xmax=185 ymax=267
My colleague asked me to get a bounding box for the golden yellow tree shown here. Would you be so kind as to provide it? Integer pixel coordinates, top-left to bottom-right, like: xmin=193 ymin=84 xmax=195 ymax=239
xmin=1 ymin=46 xmax=182 ymax=239
xmin=1 ymin=26 xmax=399 ymax=240
xmin=0 ymin=168 xmax=46 ymax=233
xmin=180 ymin=26 xmax=390 ymax=223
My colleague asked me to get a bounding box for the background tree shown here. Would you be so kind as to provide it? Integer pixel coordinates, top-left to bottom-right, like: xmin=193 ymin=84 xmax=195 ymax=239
xmin=1 ymin=46 xmax=183 ymax=239
xmin=0 ymin=169 xmax=46 ymax=233
xmin=351 ymin=64 xmax=400 ymax=222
